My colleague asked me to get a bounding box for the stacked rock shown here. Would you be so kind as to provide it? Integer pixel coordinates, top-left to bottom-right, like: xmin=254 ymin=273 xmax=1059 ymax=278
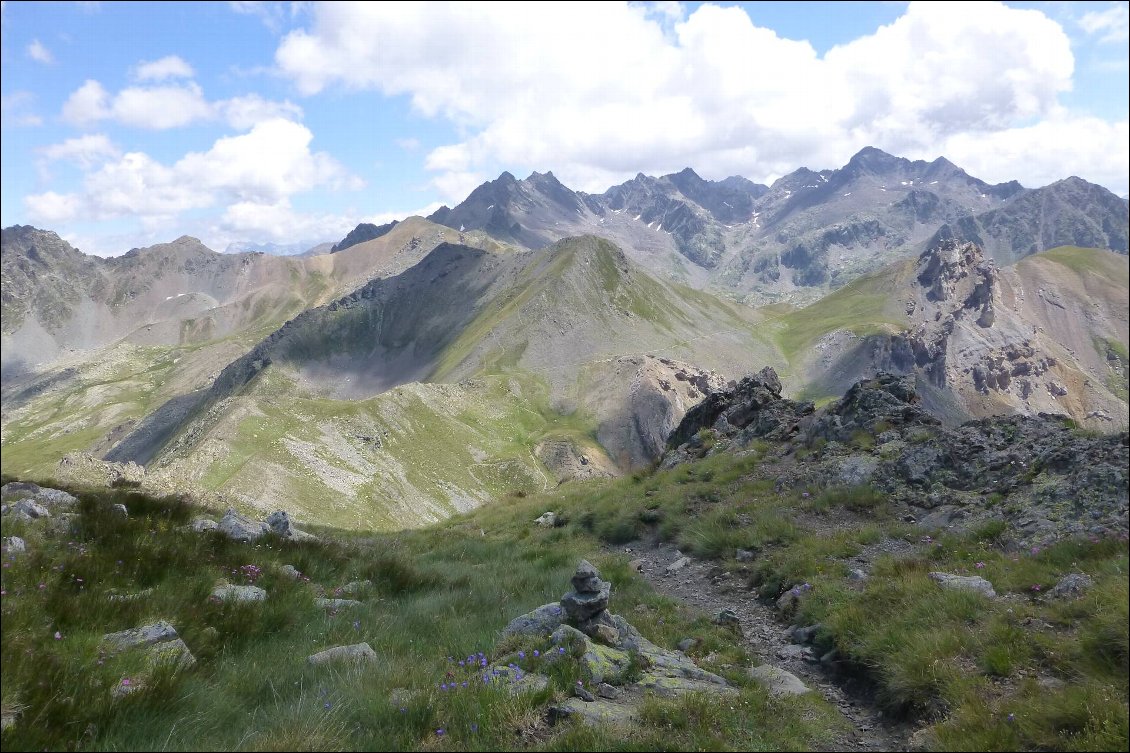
xmin=561 ymin=560 xmax=617 ymax=641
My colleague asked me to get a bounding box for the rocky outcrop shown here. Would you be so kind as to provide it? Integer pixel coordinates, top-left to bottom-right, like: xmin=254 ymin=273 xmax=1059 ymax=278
xmin=666 ymin=371 xmax=1129 ymax=548
xmin=664 ymin=366 xmax=814 ymax=465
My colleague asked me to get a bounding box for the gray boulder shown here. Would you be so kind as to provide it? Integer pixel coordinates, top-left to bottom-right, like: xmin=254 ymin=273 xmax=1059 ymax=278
xmin=7 ymin=499 xmax=50 ymax=519
xmin=218 ymin=509 xmax=269 ymax=542
xmin=307 ymin=642 xmax=378 ymax=666
xmin=2 ymin=536 xmax=26 ymax=553
xmin=102 ymin=620 xmax=179 ymax=651
xmin=211 ymin=584 xmax=267 ymax=602
xmin=110 ymin=503 xmax=128 ymax=517
xmin=190 ymin=518 xmax=219 ymax=533
xmin=502 ymin=602 xmax=566 ymax=638
xmin=665 ymin=556 xmax=690 ymax=574
xmin=265 ymin=510 xmax=317 ymax=541
xmin=1049 ymin=573 xmax=1093 ymax=598
xmin=534 ymin=511 xmax=557 ymax=527
xmin=748 ymin=664 xmax=811 ymax=697
xmin=928 ymin=572 xmax=997 ymax=598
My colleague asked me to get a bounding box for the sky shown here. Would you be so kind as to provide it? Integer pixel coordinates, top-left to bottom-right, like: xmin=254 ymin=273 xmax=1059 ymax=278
xmin=1 ymin=1 xmax=1127 ymax=257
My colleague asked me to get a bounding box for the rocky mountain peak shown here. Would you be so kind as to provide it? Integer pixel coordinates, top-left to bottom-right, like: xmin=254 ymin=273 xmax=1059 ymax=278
xmin=331 ymin=220 xmax=399 ymax=253
xmin=844 ymin=146 xmax=905 ymax=175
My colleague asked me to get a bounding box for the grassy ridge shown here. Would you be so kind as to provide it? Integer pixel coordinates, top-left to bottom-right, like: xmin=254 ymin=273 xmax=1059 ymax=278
xmin=0 ymin=477 xmax=844 ymax=751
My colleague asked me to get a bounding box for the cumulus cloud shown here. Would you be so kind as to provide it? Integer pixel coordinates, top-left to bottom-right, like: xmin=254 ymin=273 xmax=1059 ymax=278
xmin=274 ymin=1 xmax=1126 ymax=198
xmin=61 ymin=76 xmax=302 ymax=131
xmin=133 ymin=55 xmax=195 ymax=81
xmin=26 ymin=119 xmax=361 ymax=231
xmin=26 ymin=39 xmax=53 ymax=63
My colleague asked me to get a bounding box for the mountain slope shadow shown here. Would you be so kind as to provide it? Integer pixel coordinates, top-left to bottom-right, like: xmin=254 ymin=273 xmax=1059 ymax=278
xmin=104 ymin=243 xmax=525 ymax=465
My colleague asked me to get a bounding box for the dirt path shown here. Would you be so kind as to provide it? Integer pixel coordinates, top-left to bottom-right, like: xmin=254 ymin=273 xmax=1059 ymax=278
xmin=619 ymin=538 xmax=914 ymax=752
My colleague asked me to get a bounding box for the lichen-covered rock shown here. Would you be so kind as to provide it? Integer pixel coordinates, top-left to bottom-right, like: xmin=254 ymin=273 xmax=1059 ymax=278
xmin=102 ymin=621 xmax=180 ymax=651
xmin=190 ymin=517 xmax=218 ymax=533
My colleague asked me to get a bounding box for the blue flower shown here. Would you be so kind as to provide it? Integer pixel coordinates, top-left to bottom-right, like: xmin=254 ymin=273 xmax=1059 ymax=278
xmin=470 ymin=723 xmax=479 ymax=733
xmin=558 ymin=647 xmax=566 ymax=654
xmin=518 ymin=651 xmax=526 ymax=659
xmin=533 ymin=649 xmax=540 ymax=657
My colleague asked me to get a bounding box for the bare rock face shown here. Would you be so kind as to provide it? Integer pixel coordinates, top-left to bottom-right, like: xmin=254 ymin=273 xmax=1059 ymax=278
xmin=218 ymin=509 xmax=269 ymax=542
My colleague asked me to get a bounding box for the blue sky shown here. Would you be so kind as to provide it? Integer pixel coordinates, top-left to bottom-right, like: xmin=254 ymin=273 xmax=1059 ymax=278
xmin=1 ymin=1 xmax=1127 ymax=256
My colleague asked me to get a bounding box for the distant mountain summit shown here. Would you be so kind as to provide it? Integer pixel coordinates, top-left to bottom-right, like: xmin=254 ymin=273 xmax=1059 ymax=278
xmin=412 ymin=147 xmax=1128 ymax=305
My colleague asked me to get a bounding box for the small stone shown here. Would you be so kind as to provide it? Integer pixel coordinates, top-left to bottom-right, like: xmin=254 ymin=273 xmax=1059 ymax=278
xmin=735 ymin=548 xmax=755 ymax=562
xmin=535 ymin=511 xmax=557 ymax=527
xmin=279 ymin=564 xmax=302 ymax=579
xmin=571 ymin=560 xmax=604 ymax=594
xmin=316 ymin=598 xmax=362 ymax=610
xmin=307 ymin=642 xmax=378 ymax=666
xmin=713 ymin=609 xmax=741 ymax=633
xmin=1049 ymin=573 xmax=1093 ymax=599
xmin=791 ymin=623 xmax=822 ymax=644
xmin=665 ymin=556 xmax=690 ymax=574
xmin=2 ymin=536 xmax=26 ymax=553
xmin=110 ymin=503 xmax=128 ymax=517
xmin=677 ymin=637 xmax=697 ymax=652
xmin=562 ymin=580 xmax=610 ymax=623
xmin=574 ymin=685 xmax=596 ymax=702
xmin=339 ymin=579 xmax=373 ymax=595
xmin=628 ymin=558 xmax=645 ymax=572
xmin=596 ymin=682 xmax=620 ymax=699
xmin=848 ymin=568 xmax=868 ymax=582
xmin=591 ymin=623 xmax=620 ymax=646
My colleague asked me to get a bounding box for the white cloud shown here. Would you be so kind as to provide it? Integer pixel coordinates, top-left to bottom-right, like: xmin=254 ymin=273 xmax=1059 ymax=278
xmin=37 ymin=133 xmax=120 ymax=168
xmin=27 ymin=38 xmax=54 ymax=64
xmin=24 ymin=191 xmax=84 ymax=224
xmin=395 ymin=137 xmax=421 ymax=151
xmin=1079 ymin=3 xmax=1129 ymax=44
xmin=938 ymin=116 xmax=1130 ymax=195
xmin=133 ymin=55 xmax=195 ymax=82
xmin=61 ymin=80 xmax=111 ymax=125
xmin=61 ymin=77 xmax=301 ymax=131
xmin=1 ymin=91 xmax=43 ymax=127
xmin=219 ymin=93 xmax=303 ymax=130
xmin=273 ymin=1 xmax=1126 ymax=198
xmin=228 ymin=1 xmax=291 ymax=32
xmin=111 ymin=82 xmax=213 ymax=129
xmin=26 ymin=119 xmax=361 ymax=231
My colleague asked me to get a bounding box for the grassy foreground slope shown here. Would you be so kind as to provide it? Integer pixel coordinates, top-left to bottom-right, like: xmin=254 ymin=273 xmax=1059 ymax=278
xmin=3 ymin=436 xmax=1126 ymax=752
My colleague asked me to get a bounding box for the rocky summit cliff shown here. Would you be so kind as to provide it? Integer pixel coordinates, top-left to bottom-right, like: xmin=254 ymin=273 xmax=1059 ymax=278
xmin=793 ymin=239 xmax=1128 ymax=429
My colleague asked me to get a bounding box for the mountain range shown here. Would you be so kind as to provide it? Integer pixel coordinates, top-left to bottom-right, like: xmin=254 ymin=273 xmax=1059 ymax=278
xmin=2 ymin=147 xmax=1127 ymax=529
